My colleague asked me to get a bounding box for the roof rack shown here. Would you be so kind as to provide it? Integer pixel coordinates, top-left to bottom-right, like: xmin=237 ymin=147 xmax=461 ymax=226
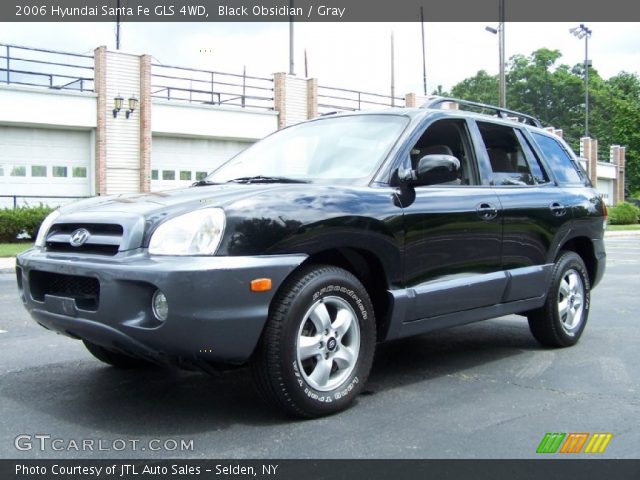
xmin=420 ymin=96 xmax=542 ymax=128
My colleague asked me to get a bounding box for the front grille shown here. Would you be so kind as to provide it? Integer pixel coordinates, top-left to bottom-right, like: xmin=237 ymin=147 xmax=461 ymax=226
xmin=30 ymin=270 xmax=100 ymax=311
xmin=46 ymin=223 xmax=123 ymax=256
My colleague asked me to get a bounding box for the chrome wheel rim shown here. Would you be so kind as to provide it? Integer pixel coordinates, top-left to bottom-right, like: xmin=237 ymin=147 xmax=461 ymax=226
xmin=296 ymin=296 xmax=361 ymax=392
xmin=558 ymin=269 xmax=585 ymax=333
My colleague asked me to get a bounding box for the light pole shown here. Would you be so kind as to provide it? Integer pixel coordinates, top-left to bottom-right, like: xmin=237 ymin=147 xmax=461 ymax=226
xmin=485 ymin=0 xmax=506 ymax=108
xmin=289 ymin=0 xmax=294 ymax=75
xmin=570 ymin=24 xmax=592 ymax=137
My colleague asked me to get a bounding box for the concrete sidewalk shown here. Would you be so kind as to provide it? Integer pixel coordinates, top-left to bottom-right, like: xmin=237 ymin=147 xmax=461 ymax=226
xmin=0 ymin=230 xmax=637 ymax=273
xmin=0 ymin=257 xmax=15 ymax=273
xmin=605 ymin=229 xmax=640 ymax=237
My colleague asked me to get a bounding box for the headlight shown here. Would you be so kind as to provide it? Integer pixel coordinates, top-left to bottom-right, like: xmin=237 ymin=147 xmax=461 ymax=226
xmin=148 ymin=208 xmax=225 ymax=255
xmin=34 ymin=210 xmax=61 ymax=247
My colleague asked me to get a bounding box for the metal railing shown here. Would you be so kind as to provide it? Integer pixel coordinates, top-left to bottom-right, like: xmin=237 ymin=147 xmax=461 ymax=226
xmin=151 ymin=63 xmax=274 ymax=110
xmin=0 ymin=43 xmax=94 ymax=92
xmin=317 ymin=85 xmax=404 ymax=114
xmin=0 ymin=195 xmax=89 ymax=209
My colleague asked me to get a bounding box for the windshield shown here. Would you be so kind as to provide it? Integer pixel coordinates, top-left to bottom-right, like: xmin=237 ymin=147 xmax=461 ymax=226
xmin=205 ymin=114 xmax=408 ymax=183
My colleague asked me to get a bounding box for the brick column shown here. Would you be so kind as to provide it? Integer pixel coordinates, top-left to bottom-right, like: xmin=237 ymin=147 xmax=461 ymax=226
xmin=405 ymin=93 xmax=432 ymax=108
xmin=405 ymin=93 xmax=417 ymax=108
xmin=139 ymin=54 xmax=152 ymax=193
xmin=611 ymin=145 xmax=626 ymax=204
xmin=306 ymin=78 xmax=318 ymax=119
xmin=580 ymin=137 xmax=597 ymax=187
xmin=94 ymin=46 xmax=107 ymax=195
xmin=273 ymin=72 xmax=286 ymax=129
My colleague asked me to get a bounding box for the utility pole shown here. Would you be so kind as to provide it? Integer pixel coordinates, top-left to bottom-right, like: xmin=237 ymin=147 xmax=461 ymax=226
xmin=420 ymin=7 xmax=427 ymax=96
xmin=288 ymin=0 xmax=294 ymax=75
xmin=498 ymin=0 xmax=505 ymax=107
xmin=390 ymin=32 xmax=395 ymax=106
xmin=116 ymin=0 xmax=121 ymax=50
xmin=485 ymin=0 xmax=506 ymax=107
xmin=570 ymin=24 xmax=592 ymax=137
xmin=304 ymin=49 xmax=308 ymax=77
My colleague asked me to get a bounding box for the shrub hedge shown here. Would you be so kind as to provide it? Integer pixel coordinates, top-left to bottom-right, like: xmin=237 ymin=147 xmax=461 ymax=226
xmin=608 ymin=201 xmax=640 ymax=225
xmin=0 ymin=206 xmax=54 ymax=243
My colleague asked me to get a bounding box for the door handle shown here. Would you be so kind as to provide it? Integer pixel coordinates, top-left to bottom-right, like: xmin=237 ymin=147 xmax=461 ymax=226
xmin=476 ymin=203 xmax=498 ymax=220
xmin=549 ymin=202 xmax=567 ymax=216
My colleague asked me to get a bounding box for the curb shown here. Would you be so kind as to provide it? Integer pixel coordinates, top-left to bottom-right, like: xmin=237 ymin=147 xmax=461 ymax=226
xmin=605 ymin=230 xmax=640 ymax=238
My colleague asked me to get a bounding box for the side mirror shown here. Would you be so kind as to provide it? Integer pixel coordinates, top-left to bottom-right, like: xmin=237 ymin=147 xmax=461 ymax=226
xmin=416 ymin=154 xmax=460 ymax=185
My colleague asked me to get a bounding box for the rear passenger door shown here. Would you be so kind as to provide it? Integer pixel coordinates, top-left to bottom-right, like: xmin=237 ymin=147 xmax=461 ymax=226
xmin=528 ymin=130 xmax=601 ymax=243
xmin=473 ymin=121 xmax=573 ymax=301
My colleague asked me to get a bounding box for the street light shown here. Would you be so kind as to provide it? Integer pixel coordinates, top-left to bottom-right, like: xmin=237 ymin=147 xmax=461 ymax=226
xmin=570 ymin=23 xmax=592 ymax=137
xmin=485 ymin=0 xmax=506 ymax=108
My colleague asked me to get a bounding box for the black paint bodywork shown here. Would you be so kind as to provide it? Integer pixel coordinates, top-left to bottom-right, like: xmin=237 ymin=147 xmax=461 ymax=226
xmin=16 ymin=108 xmax=607 ymax=365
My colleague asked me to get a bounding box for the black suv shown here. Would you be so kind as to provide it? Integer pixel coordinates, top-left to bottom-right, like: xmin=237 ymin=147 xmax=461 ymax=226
xmin=16 ymin=98 xmax=606 ymax=418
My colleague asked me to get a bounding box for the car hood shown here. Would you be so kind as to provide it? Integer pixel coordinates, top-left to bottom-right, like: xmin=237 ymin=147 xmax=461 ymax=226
xmin=58 ymin=184 xmax=287 ymax=217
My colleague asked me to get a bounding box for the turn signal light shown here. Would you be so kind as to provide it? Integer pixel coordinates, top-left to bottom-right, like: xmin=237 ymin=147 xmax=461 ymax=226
xmin=250 ymin=278 xmax=272 ymax=292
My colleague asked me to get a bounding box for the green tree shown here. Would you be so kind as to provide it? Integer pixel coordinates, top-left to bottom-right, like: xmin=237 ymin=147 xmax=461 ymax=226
xmin=505 ymin=49 xmax=583 ymax=148
xmin=605 ymin=72 xmax=640 ymax=194
xmin=451 ymin=70 xmax=498 ymax=105
xmin=448 ymin=49 xmax=640 ymax=195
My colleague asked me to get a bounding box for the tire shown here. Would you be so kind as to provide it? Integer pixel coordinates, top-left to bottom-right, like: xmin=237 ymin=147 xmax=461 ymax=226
xmin=527 ymin=251 xmax=591 ymax=348
xmin=251 ymin=265 xmax=376 ymax=418
xmin=83 ymin=340 xmax=152 ymax=368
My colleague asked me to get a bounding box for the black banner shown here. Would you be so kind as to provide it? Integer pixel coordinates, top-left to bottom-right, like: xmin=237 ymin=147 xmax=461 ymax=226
xmin=2 ymin=459 xmax=640 ymax=480
xmin=2 ymin=0 xmax=640 ymax=22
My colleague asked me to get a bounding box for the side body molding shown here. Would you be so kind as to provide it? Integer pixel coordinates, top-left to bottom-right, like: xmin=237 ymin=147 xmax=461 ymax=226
xmin=383 ymin=264 xmax=554 ymax=341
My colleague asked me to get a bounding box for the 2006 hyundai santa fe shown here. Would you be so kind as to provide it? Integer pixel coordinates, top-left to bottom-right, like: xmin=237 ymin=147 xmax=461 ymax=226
xmin=16 ymin=98 xmax=606 ymax=417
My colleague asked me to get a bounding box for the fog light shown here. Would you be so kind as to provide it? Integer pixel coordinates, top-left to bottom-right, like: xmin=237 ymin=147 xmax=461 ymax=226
xmin=152 ymin=290 xmax=168 ymax=322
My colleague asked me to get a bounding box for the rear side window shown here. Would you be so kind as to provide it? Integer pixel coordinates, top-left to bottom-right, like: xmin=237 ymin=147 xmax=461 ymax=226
xmin=531 ymin=133 xmax=584 ymax=185
xmin=477 ymin=121 xmax=537 ymax=186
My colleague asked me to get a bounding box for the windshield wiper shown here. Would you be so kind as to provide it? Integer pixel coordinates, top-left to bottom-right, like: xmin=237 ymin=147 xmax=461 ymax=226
xmin=226 ymin=175 xmax=309 ymax=184
xmin=192 ymin=179 xmax=220 ymax=186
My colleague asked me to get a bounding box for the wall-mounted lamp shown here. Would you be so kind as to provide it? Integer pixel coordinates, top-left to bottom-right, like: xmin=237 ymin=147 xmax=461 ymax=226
xmin=112 ymin=95 xmax=139 ymax=119
xmin=112 ymin=95 xmax=124 ymax=118
xmin=126 ymin=96 xmax=138 ymax=119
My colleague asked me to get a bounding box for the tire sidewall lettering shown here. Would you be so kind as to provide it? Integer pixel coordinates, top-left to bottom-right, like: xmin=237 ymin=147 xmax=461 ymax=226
xmin=294 ymin=283 xmax=370 ymax=403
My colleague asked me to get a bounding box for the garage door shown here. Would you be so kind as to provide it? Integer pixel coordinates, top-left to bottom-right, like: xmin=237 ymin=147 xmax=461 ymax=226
xmin=0 ymin=126 xmax=92 ymax=207
xmin=597 ymin=178 xmax=615 ymax=206
xmin=151 ymin=135 xmax=252 ymax=191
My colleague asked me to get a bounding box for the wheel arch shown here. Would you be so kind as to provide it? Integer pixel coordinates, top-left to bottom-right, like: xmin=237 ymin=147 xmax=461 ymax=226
xmin=286 ymin=247 xmax=393 ymax=341
xmin=557 ymin=236 xmax=597 ymax=286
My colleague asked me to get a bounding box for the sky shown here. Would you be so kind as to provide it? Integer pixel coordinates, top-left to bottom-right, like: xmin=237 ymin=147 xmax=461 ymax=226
xmin=1 ymin=21 xmax=639 ymax=96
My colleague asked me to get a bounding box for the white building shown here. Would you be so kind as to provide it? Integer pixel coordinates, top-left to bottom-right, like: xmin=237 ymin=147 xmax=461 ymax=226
xmin=0 ymin=43 xmax=627 ymax=208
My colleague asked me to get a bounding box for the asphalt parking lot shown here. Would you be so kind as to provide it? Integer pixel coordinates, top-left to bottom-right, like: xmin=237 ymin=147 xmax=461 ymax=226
xmin=1 ymin=236 xmax=638 ymax=459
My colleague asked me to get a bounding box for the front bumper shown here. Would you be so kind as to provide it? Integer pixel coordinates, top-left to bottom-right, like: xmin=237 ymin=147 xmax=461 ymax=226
xmin=16 ymin=249 xmax=307 ymax=365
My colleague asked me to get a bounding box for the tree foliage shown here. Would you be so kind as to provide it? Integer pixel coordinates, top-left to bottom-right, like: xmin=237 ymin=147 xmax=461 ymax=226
xmin=449 ymin=49 xmax=640 ymax=194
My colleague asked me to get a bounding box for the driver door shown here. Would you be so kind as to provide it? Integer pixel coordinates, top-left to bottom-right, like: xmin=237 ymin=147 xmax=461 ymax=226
xmin=401 ymin=118 xmax=504 ymax=321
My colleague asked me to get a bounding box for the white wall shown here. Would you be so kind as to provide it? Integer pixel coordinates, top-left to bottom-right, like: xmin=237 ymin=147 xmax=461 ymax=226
xmin=152 ymin=100 xmax=277 ymax=141
xmin=597 ymin=161 xmax=617 ymax=180
xmin=0 ymin=85 xmax=96 ymax=128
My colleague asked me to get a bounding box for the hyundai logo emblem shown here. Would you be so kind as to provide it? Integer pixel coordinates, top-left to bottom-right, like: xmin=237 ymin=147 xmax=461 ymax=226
xmin=69 ymin=228 xmax=90 ymax=247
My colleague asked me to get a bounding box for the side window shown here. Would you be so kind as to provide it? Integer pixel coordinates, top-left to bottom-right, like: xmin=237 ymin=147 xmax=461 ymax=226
xmin=477 ymin=122 xmax=535 ymax=186
xmin=408 ymin=119 xmax=478 ymax=187
xmin=515 ymin=130 xmax=550 ymax=184
xmin=531 ymin=133 xmax=584 ymax=185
